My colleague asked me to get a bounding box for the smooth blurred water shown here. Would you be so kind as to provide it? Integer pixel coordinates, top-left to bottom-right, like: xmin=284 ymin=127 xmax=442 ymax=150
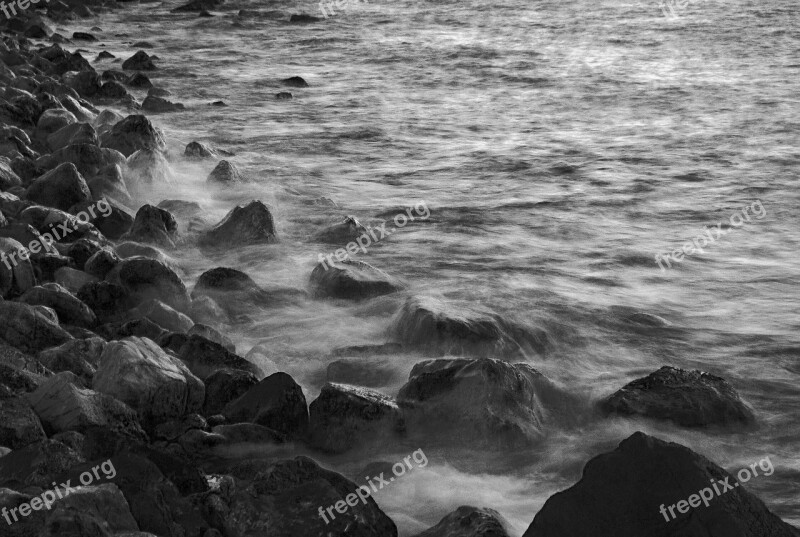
xmin=72 ymin=0 xmax=800 ymax=533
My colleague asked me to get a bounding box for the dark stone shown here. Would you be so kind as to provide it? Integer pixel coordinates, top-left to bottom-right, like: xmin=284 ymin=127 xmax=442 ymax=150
xmin=203 ymin=368 xmax=258 ymax=416
xmin=122 ymin=51 xmax=156 ymax=71
xmin=121 ymin=204 xmax=178 ymax=248
xmin=198 ymin=200 xmax=277 ymax=247
xmin=207 ymin=160 xmax=246 ymax=183
xmin=282 ymin=76 xmax=309 ymax=87
xmin=310 ymin=259 xmax=404 ymax=300
xmin=223 ymin=373 xmax=308 ymax=438
xmin=412 ymin=506 xmax=511 ymax=537
xmin=100 ymin=114 xmax=166 ymax=157
xmin=184 ymin=141 xmax=213 ymax=158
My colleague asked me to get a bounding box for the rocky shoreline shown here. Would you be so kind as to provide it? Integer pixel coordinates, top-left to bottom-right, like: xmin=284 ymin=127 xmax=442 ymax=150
xmin=0 ymin=1 xmax=797 ymax=536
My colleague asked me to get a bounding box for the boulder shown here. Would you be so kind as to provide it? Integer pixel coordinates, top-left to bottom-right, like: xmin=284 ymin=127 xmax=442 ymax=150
xmin=105 ymin=257 xmax=190 ymax=312
xmin=100 ymin=115 xmax=166 ymax=157
xmin=0 ymin=156 xmax=22 ymax=190
xmin=211 ymin=423 xmax=285 ymax=445
xmin=87 ymin=164 xmax=133 ymax=206
xmin=128 ymin=299 xmax=193 ymax=333
xmin=0 ymin=301 xmax=73 ymax=353
xmin=599 ymin=366 xmax=756 ymax=428
xmin=0 ymin=397 xmax=46 ymax=449
xmin=522 ymin=431 xmax=799 ymax=537
xmin=173 ymin=0 xmax=224 ymax=11
xmin=85 ymin=197 xmax=134 ymax=240
xmin=413 ymin=506 xmax=511 ymax=537
xmin=314 ymin=215 xmax=370 ymax=244
xmin=54 ymin=267 xmax=98 ymax=294
xmin=121 ymin=204 xmax=178 ymax=248
xmin=207 ymin=160 xmax=247 ymax=183
xmin=0 ymin=237 xmax=35 ymax=298
xmin=36 ymin=337 xmax=106 ymax=382
xmin=19 ymin=283 xmax=97 ymax=328
xmin=308 ymin=383 xmax=402 ymax=453
xmin=310 ymin=259 xmax=405 ymax=300
xmin=84 ymin=247 xmax=120 ymax=279
xmin=122 ymin=51 xmax=157 ymax=71
xmin=282 ymin=76 xmax=309 ymax=87
xmin=26 ymin=162 xmax=92 ymax=212
xmin=222 ymin=372 xmax=307 ymax=437
xmin=64 ymin=70 xmax=102 ymax=99
xmin=77 ymin=281 xmax=135 ymax=324
xmin=60 ymin=95 xmax=97 ymax=123
xmin=125 ymin=148 xmax=174 ymax=189
xmin=126 ymin=72 xmax=153 ymax=88
xmin=36 ymin=143 xmax=110 ymax=179
xmin=142 ymin=95 xmax=185 ymax=113
xmin=97 ymin=80 xmax=129 ymax=99
xmin=198 ymin=200 xmax=277 ymax=247
xmin=93 ymin=337 xmax=204 ymax=426
xmin=184 ymin=141 xmax=213 ymax=158
xmin=26 ymin=372 xmax=147 ymax=443
xmin=188 ymin=323 xmax=234 ymax=352
xmin=203 ymin=368 xmax=258 ymax=416
xmin=191 ymin=267 xmax=270 ymax=313
xmin=397 ymin=358 xmax=571 ymax=448
xmin=42 ymin=483 xmax=140 ymax=536
xmin=46 ymin=122 xmax=98 ymax=152
xmin=175 ymin=334 xmax=262 ymax=380
xmin=0 ymin=438 xmax=84 ymax=488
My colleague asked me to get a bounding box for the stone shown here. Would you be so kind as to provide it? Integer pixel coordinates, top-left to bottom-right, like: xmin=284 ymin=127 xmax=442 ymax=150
xmin=0 ymin=397 xmax=46 ymax=449
xmin=100 ymin=114 xmax=166 ymax=157
xmin=0 ymin=301 xmax=73 ymax=353
xmin=412 ymin=506 xmax=511 ymax=537
xmin=198 ymin=200 xmax=277 ymax=247
xmin=19 ymin=283 xmax=98 ymax=329
xmin=310 ymin=259 xmax=405 ymax=300
xmin=26 ymin=162 xmax=92 ymax=212
xmin=223 ymin=373 xmax=308 ymax=438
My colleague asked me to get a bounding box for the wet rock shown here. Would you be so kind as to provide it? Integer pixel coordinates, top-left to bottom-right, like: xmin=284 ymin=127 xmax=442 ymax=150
xmin=0 ymin=237 xmax=36 ymax=299
xmin=308 ymin=383 xmax=402 ymax=453
xmin=93 ymin=337 xmax=204 ymax=426
xmin=0 ymin=301 xmax=73 ymax=353
xmin=105 ymin=256 xmax=190 ymax=312
xmin=599 ymin=366 xmax=756 ymax=428
xmin=77 ymin=281 xmax=134 ymax=323
xmin=327 ymin=357 xmax=404 ymax=389
xmin=96 ymin=51 xmax=115 ymax=60
xmin=122 ymin=51 xmax=156 ymax=71
xmin=315 ymin=215 xmax=371 ymax=244
xmin=42 ymin=483 xmax=140 ymax=536
xmin=125 ymin=148 xmax=174 ymax=190
xmin=0 ymin=438 xmax=84 ymax=488
xmin=0 ymin=397 xmax=46 ymax=449
xmin=100 ymin=114 xmax=166 ymax=157
xmin=275 ymin=91 xmax=292 ymax=99
xmin=36 ymin=337 xmax=105 ymax=383
xmin=398 ymin=358 xmax=570 ymax=448
xmin=207 ymin=160 xmax=247 ymax=183
xmin=83 ymin=196 xmax=134 ymax=240
xmin=282 ymin=76 xmax=309 ymax=87
xmin=36 ymin=143 xmax=109 ymax=178
xmin=173 ymin=0 xmax=224 ymax=12
xmin=17 ymin=206 xmax=86 ymax=243
xmin=203 ymin=368 xmax=258 ymax=416
xmin=148 ymin=88 xmax=172 ymax=98
xmin=99 ymin=317 xmax=168 ymax=342
xmin=128 ymin=298 xmax=193 ymax=333
xmin=184 ymin=141 xmax=213 ymax=158
xmin=72 ymin=32 xmax=98 ymax=41
xmin=115 ymin=242 xmax=172 ymax=264
xmin=413 ymin=506 xmax=511 ymax=537
xmin=54 ymin=267 xmax=98 ymax=294
xmin=46 ymin=121 xmax=97 ymax=152
xmin=19 ymin=283 xmax=98 ymax=328
xmin=26 ymin=162 xmax=92 ymax=212
xmin=523 ymin=431 xmax=799 ymax=537
xmin=121 ymin=204 xmax=178 ymax=248
xmin=0 ymin=156 xmax=22 ymax=190
xmin=97 ymin=80 xmax=129 ymax=99
xmin=310 ymin=258 xmax=404 ymax=300
xmin=175 ymin=334 xmax=262 ymax=380
xmin=126 ymin=72 xmax=153 ymax=88
xmin=189 ymin=323 xmax=235 ymax=352
xmin=210 ymin=100 xmax=226 ymax=106
xmin=153 ymin=413 xmax=207 ymax=442
xmin=64 ymin=70 xmax=102 ymax=99
xmin=60 ymin=95 xmax=97 ymax=123
xmin=142 ymin=95 xmax=185 ymax=113
xmin=222 ymin=372 xmax=308 ymax=438
xmin=84 ymin=247 xmax=120 ymax=279
xmin=198 ymin=200 xmax=277 ymax=247
xmin=26 ymin=371 xmax=147 ymax=444
xmin=289 ymin=13 xmax=323 ymax=23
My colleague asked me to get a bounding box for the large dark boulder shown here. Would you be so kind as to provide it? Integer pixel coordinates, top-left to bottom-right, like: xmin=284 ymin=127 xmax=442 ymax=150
xmin=0 ymin=438 xmax=84 ymax=488
xmin=308 ymin=383 xmax=402 ymax=453
xmin=203 ymin=368 xmax=258 ymax=416
xmin=207 ymin=160 xmax=247 ymax=183
xmin=100 ymin=114 xmax=166 ymax=157
xmin=26 ymin=162 xmax=92 ymax=211
xmin=122 ymin=51 xmax=156 ymax=71
xmin=36 ymin=337 xmax=105 ymax=383
xmin=0 ymin=397 xmax=46 ymax=449
xmin=522 ymin=431 xmax=799 ymax=537
xmin=105 ymin=256 xmax=190 ymax=312
xmin=46 ymin=122 xmax=97 ymax=152
xmin=600 ymin=366 xmax=756 ymax=428
xmin=175 ymin=334 xmax=262 ymax=380
xmin=121 ymin=204 xmax=178 ymax=248
xmin=0 ymin=301 xmax=73 ymax=353
xmin=222 ymin=372 xmax=308 ymax=437
xmin=19 ymin=283 xmax=97 ymax=328
xmin=310 ymin=259 xmax=405 ymax=300
xmin=77 ymin=281 xmax=135 ymax=324
xmin=413 ymin=506 xmax=511 ymax=537
xmin=198 ymin=200 xmax=277 ymax=247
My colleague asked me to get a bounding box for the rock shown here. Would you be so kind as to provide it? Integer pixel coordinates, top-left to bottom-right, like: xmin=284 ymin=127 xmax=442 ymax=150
xmin=173 ymin=0 xmax=224 ymax=11
xmin=64 ymin=70 xmax=103 ymax=99
xmin=35 ymin=108 xmax=78 ymax=142
xmin=100 ymin=114 xmax=166 ymax=157
xmin=0 ymin=397 xmax=46 ymax=449
xmin=282 ymin=76 xmax=309 ymax=87
xmin=0 ymin=156 xmax=22 ymax=190
xmin=142 ymin=95 xmax=185 ymax=113
xmin=184 ymin=141 xmax=213 ymax=158
xmin=100 ymin=317 xmax=168 ymax=342
xmin=327 ymin=356 xmax=403 ymax=389
xmin=310 ymin=259 xmax=404 ymax=300
xmin=289 ymin=13 xmax=322 ymax=23
xmin=398 ymin=358 xmax=571 ymax=448
xmin=35 ymin=143 xmax=107 ymax=179
xmin=0 ymin=237 xmax=36 ymax=299
xmin=314 ymin=215 xmax=370 ymax=244
xmin=96 ymin=51 xmax=115 ymax=60
xmin=122 ymin=51 xmax=157 ymax=71
xmin=148 ymin=88 xmax=172 ymax=98
xmin=97 ymin=80 xmax=129 ymax=99
xmin=0 ymin=438 xmax=84 ymax=488
xmin=125 ymin=148 xmax=174 ymax=190
xmin=0 ymin=301 xmax=73 ymax=353
xmin=222 ymin=372 xmax=307 ymax=438
xmin=203 ymin=369 xmax=258 ymax=416
xmin=175 ymin=334 xmax=262 ymax=380
xmin=413 ymin=506 xmax=511 ymax=537
xmin=211 ymin=423 xmax=285 ymax=445
xmin=207 ymin=160 xmax=247 ymax=183
xmin=191 ymin=267 xmax=267 ymax=309
xmin=121 ymin=204 xmax=178 ymax=248
xmin=153 ymin=413 xmax=207 ymax=442
xmin=72 ymin=32 xmax=98 ymax=41
xmin=26 ymin=372 xmax=147 ymax=444
xmin=522 ymin=431 xmax=799 ymax=537
xmin=275 ymin=91 xmax=292 ymax=99
xmin=93 ymin=337 xmax=204 ymax=426
xmin=19 ymin=283 xmax=96 ymax=328
xmin=43 ymin=483 xmax=140 ymax=536
xmin=128 ymin=299 xmax=193 ymax=333
xmin=126 ymin=72 xmax=153 ymax=88
xmin=46 ymin=122 xmax=97 ymax=152
xmin=59 ymin=95 xmax=97 ymax=124
xmin=77 ymin=281 xmax=135 ymax=324
xmin=85 ymin=197 xmax=134 ymax=240
xmin=308 ymin=383 xmax=402 ymax=453
xmin=84 ymin=247 xmax=120 ymax=279
xmin=26 ymin=162 xmax=92 ymax=212
xmin=106 ymin=256 xmax=190 ymax=312
xmin=599 ymin=366 xmax=756 ymax=428
xmin=225 ymin=456 xmax=397 ymax=537
xmin=198 ymin=200 xmax=277 ymax=247
xmin=189 ymin=324 xmax=234 ymax=352
xmin=389 ymin=296 xmax=549 ymax=357
xmin=36 ymin=337 xmax=105 ymax=382
xmin=54 ymin=267 xmax=98 ymax=294
xmin=115 ymin=242 xmax=172 ymax=264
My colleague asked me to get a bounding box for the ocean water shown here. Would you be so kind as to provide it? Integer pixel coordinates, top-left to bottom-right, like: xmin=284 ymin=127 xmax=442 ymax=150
xmin=79 ymin=0 xmax=799 ymax=533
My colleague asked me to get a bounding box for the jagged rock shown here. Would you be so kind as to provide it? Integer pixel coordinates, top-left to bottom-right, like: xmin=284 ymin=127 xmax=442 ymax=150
xmin=121 ymin=204 xmax=178 ymax=248
xmin=184 ymin=141 xmax=213 ymax=158
xmin=600 ymin=366 xmax=756 ymax=428
xmin=207 ymin=160 xmax=247 ymax=183
xmin=93 ymin=337 xmax=204 ymax=426
xmin=105 ymin=256 xmax=190 ymax=312
xmin=203 ymin=368 xmax=258 ymax=416
xmin=100 ymin=114 xmax=166 ymax=157
xmin=222 ymin=373 xmax=307 ymax=438
xmin=198 ymin=200 xmax=277 ymax=247
xmin=26 ymin=372 xmax=147 ymax=444
xmin=308 ymin=383 xmax=402 ymax=453
xmin=126 ymin=72 xmax=153 ymax=88
xmin=398 ymin=358 xmax=571 ymax=448
xmin=36 ymin=337 xmax=106 ymax=382
xmin=19 ymin=283 xmax=97 ymax=328
xmin=522 ymin=431 xmax=799 ymax=537
xmin=0 ymin=397 xmax=46 ymax=449
xmin=0 ymin=237 xmax=36 ymax=298
xmin=310 ymin=259 xmax=404 ymax=300
xmin=128 ymin=299 xmax=193 ymax=333
xmin=0 ymin=301 xmax=73 ymax=353
xmin=175 ymin=334 xmax=262 ymax=380
xmin=122 ymin=51 xmax=156 ymax=71
xmin=26 ymin=162 xmax=92 ymax=212
xmin=413 ymin=506 xmax=511 ymax=537
xmin=282 ymin=76 xmax=309 ymax=87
